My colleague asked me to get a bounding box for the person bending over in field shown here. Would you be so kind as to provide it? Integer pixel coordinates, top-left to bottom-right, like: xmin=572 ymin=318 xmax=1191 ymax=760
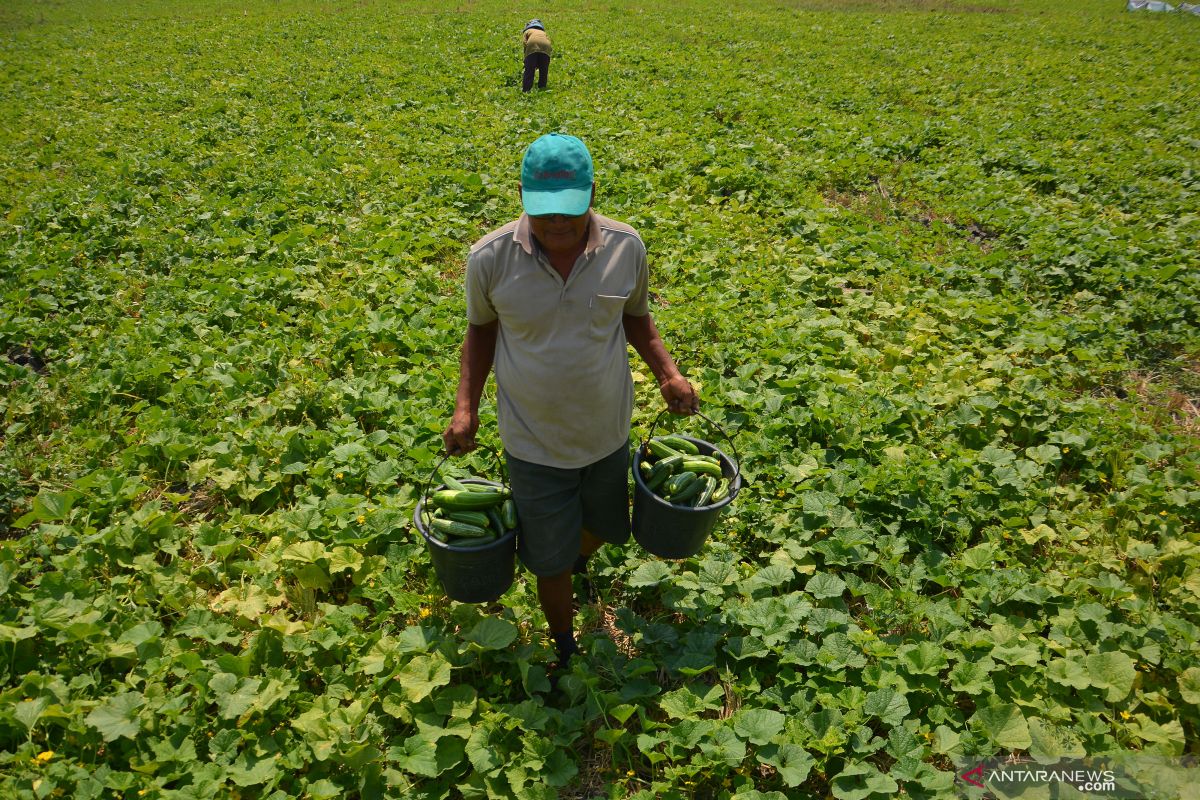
xmin=443 ymin=133 xmax=698 ymax=677
xmin=521 ymin=19 xmax=552 ymax=92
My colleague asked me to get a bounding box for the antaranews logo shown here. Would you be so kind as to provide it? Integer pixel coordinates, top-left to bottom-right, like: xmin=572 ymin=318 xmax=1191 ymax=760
xmin=959 ymin=764 xmax=985 ymax=789
xmin=954 ymin=755 xmax=1199 ymax=799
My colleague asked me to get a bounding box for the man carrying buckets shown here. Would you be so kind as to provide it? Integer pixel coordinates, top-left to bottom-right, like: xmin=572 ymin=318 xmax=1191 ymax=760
xmin=443 ymin=133 xmax=698 ymax=674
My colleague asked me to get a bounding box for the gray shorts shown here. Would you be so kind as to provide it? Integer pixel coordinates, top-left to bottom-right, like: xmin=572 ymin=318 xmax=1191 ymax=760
xmin=505 ymin=444 xmax=632 ymax=578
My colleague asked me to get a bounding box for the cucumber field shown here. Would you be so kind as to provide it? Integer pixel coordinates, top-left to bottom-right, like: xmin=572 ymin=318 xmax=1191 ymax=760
xmin=1 ymin=0 xmax=1198 ymax=798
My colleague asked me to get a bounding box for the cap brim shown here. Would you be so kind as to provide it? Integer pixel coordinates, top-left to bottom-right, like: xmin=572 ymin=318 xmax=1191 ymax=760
xmin=522 ymin=187 xmax=592 ymax=218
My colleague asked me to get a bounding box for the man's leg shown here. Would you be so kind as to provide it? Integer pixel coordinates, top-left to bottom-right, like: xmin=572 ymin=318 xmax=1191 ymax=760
xmin=537 ymin=569 xmax=575 ymax=655
xmin=522 ymin=54 xmax=536 ymax=92
xmin=572 ymin=528 xmax=602 ymax=599
xmin=537 ymin=52 xmax=550 ymax=89
xmin=574 ymin=445 xmax=631 ymax=580
xmin=508 ymin=445 xmax=630 ymax=668
xmin=538 ymin=527 xmax=603 ymax=664
xmin=580 ymin=528 xmax=603 ymax=560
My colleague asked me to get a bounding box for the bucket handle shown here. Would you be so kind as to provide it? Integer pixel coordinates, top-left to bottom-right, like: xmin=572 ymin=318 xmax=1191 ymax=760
xmin=418 ymin=443 xmax=508 ymax=533
xmin=640 ymin=408 xmax=741 ymax=483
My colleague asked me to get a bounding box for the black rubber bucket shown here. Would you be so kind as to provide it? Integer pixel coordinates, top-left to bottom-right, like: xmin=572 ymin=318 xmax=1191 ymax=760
xmin=631 ymin=411 xmax=742 ymax=560
xmin=414 ymin=451 xmax=517 ymax=604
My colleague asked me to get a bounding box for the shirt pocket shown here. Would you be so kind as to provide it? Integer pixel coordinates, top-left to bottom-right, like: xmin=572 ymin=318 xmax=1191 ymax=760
xmin=589 ymin=294 xmax=629 ymax=339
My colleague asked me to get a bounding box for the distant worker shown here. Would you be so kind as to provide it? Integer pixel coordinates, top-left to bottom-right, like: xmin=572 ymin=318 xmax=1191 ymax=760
xmin=522 ymin=19 xmax=552 ymax=93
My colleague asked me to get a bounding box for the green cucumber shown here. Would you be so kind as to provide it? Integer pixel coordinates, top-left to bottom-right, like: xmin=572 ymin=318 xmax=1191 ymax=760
xmin=441 ymin=474 xmax=469 ymax=492
xmin=501 ymin=498 xmax=518 ymax=530
xmin=446 ymin=510 xmax=490 ymax=528
xmin=709 ymin=478 xmax=731 ymax=503
xmin=682 ymin=458 xmax=724 ymax=478
xmin=671 ymin=475 xmax=707 ymax=505
xmin=486 ymin=508 xmax=506 ymax=536
xmin=651 ymin=454 xmax=685 ymax=474
xmin=644 ymin=468 xmax=673 ymax=493
xmin=446 ymin=533 xmax=497 ymax=548
xmin=644 ymin=455 xmax=683 ymax=492
xmin=430 ymin=517 xmax=491 ymax=539
xmin=663 ymin=471 xmax=698 ymax=498
xmin=645 ymin=438 xmax=685 ymax=460
xmin=694 ymin=476 xmax=718 ymax=507
xmin=656 ymin=434 xmax=699 ymax=455
xmin=430 ymin=489 xmax=507 ymax=511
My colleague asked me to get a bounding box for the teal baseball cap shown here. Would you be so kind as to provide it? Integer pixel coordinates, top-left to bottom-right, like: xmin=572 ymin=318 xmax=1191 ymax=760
xmin=520 ymin=133 xmax=594 ymax=217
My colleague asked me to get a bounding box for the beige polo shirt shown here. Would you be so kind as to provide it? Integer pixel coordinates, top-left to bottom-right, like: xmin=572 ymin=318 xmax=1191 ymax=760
xmin=523 ymin=28 xmax=552 ymax=57
xmin=466 ymin=213 xmax=650 ymax=469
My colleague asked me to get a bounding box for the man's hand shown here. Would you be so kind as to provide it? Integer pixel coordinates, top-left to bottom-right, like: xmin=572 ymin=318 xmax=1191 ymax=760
xmin=623 ymin=313 xmax=698 ymax=416
xmin=660 ymin=375 xmax=699 ymax=416
xmin=443 ymin=410 xmax=479 ymax=455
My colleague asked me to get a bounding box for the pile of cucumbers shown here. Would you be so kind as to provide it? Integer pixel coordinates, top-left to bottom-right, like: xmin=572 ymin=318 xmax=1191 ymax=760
xmin=424 ymin=473 xmax=518 ymax=548
xmin=638 ymin=434 xmax=733 ymax=508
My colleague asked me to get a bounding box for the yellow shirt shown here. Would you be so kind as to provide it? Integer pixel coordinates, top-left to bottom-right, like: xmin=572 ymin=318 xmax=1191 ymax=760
xmin=523 ymin=28 xmax=552 ymax=57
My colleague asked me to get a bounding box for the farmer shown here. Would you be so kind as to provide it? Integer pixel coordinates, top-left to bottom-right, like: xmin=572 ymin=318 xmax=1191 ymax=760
xmin=521 ymin=18 xmax=553 ymax=92
xmin=443 ymin=133 xmax=698 ymax=672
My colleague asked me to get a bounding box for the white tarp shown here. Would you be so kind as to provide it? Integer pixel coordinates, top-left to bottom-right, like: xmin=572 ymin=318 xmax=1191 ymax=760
xmin=1127 ymin=0 xmax=1200 ymax=12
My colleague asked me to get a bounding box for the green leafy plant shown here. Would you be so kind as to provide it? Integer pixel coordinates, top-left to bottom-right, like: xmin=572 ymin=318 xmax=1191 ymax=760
xmin=1 ymin=0 xmax=1197 ymax=797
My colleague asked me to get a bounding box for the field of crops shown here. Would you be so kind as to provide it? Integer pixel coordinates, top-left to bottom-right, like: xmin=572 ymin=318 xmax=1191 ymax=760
xmin=2 ymin=0 xmax=1198 ymax=797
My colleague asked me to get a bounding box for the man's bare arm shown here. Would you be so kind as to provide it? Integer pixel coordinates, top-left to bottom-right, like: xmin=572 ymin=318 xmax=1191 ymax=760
xmin=623 ymin=313 xmax=698 ymax=415
xmin=443 ymin=320 xmax=499 ymax=454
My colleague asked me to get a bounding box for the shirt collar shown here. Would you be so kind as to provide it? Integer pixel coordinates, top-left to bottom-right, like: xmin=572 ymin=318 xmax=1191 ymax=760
xmin=514 ymin=212 xmax=605 ymax=257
